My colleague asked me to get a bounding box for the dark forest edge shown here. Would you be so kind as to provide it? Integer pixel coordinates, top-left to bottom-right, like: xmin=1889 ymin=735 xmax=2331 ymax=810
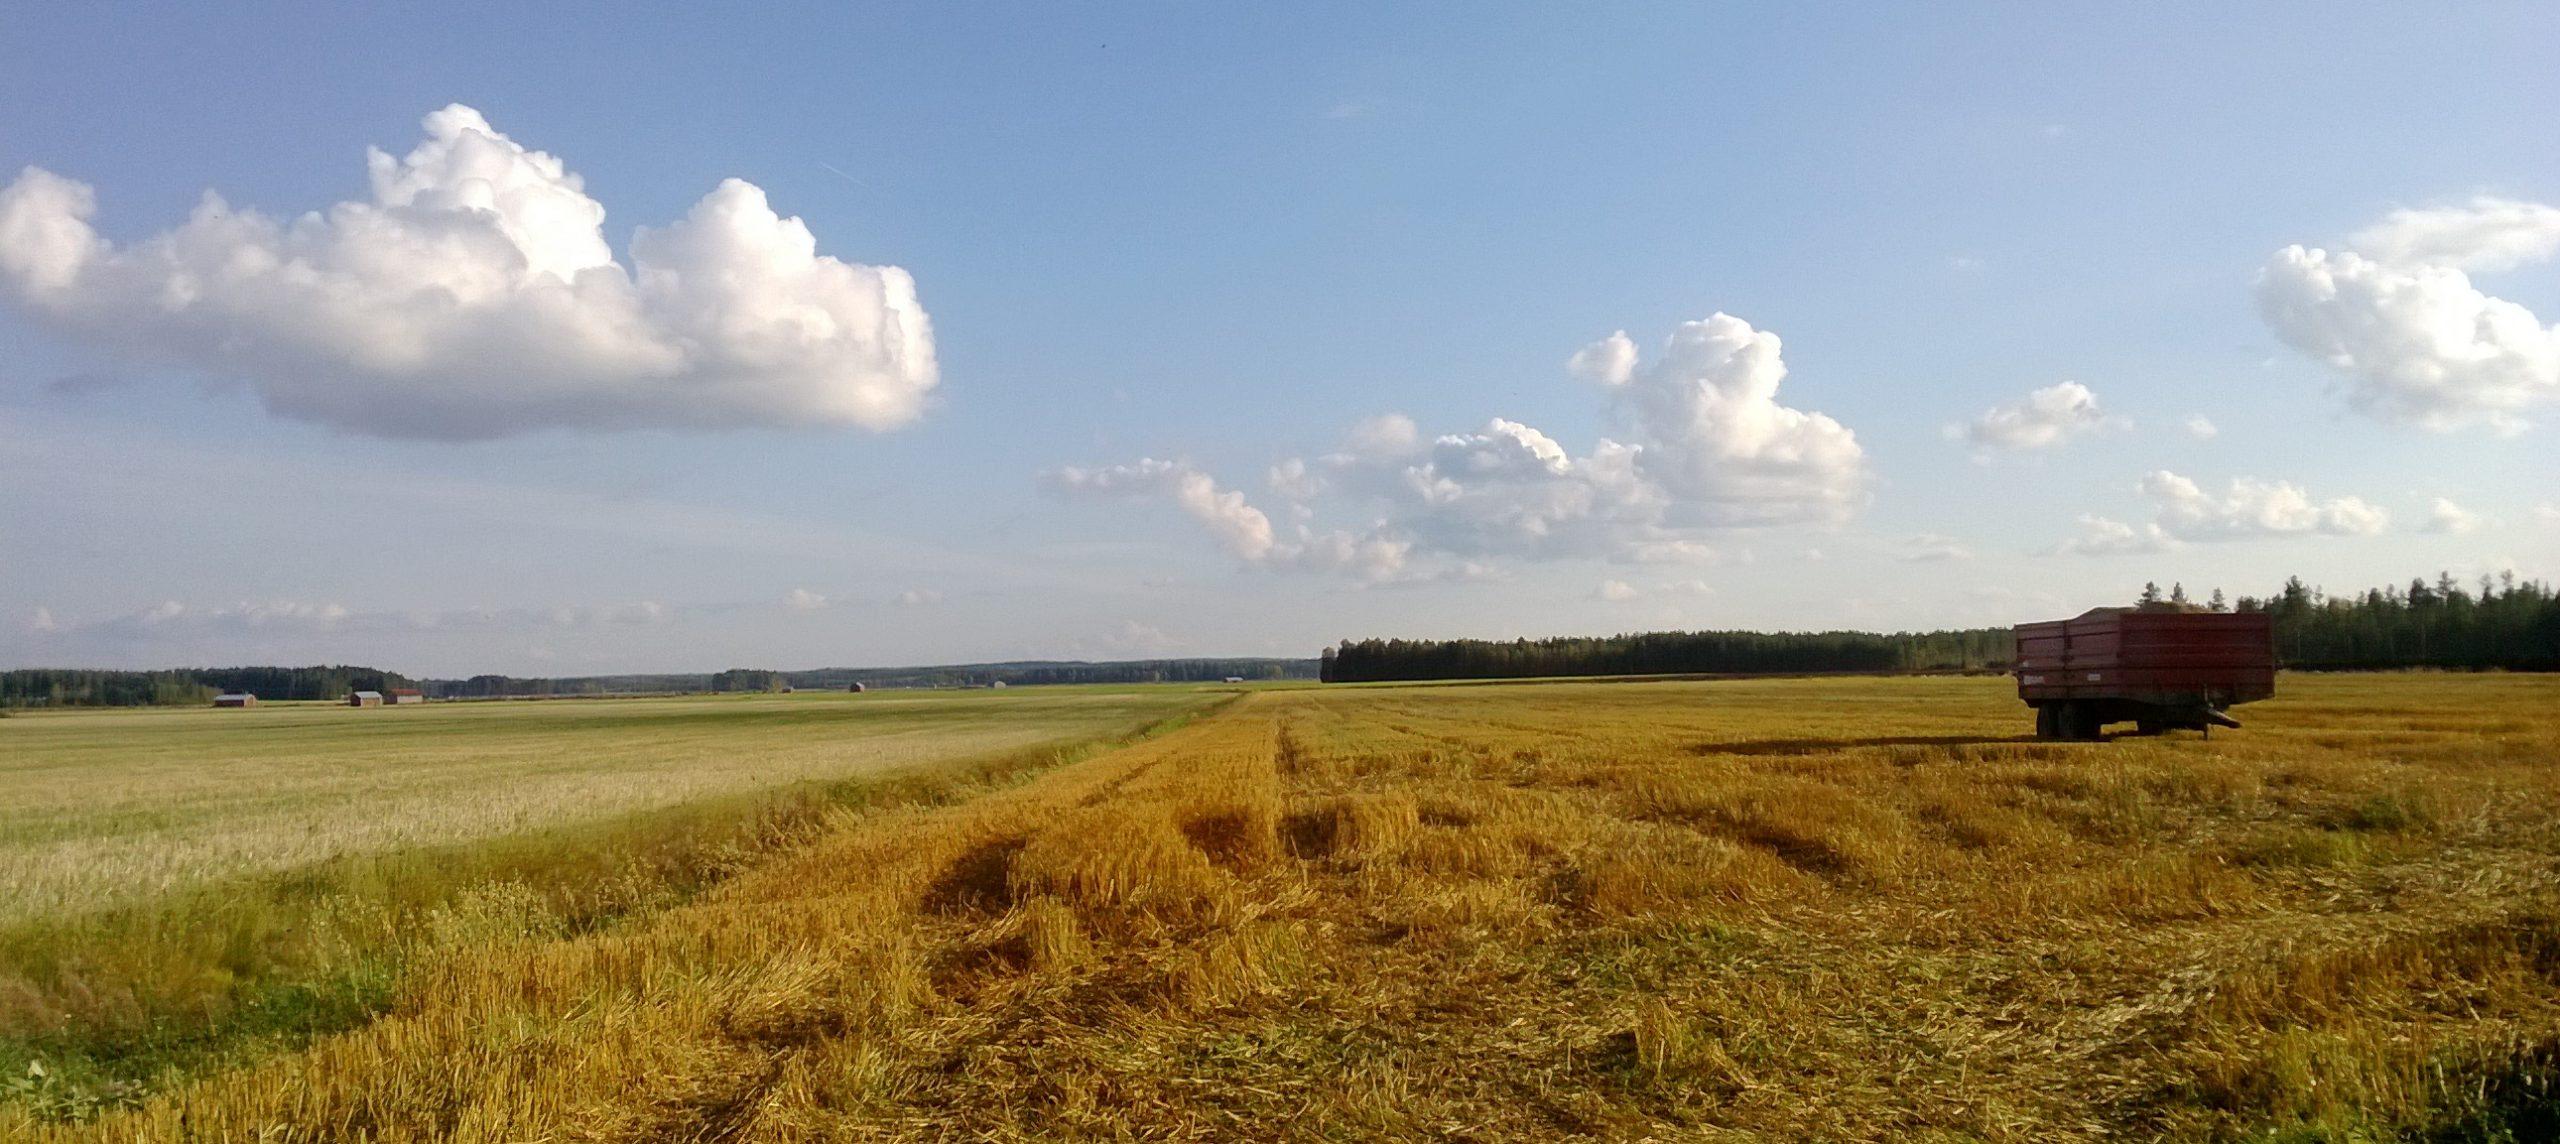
xmin=1323 ymin=572 xmax=2560 ymax=683
xmin=0 ymin=658 xmax=1316 ymax=708
xmin=12 ymin=572 xmax=2557 ymax=705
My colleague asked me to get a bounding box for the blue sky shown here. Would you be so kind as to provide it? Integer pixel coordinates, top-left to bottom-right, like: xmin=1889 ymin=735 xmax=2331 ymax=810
xmin=4 ymin=3 xmax=2556 ymax=675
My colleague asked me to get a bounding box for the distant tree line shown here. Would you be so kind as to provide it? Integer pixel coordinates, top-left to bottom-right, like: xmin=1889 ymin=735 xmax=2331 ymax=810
xmin=0 ymin=669 xmax=216 ymax=707
xmin=1322 ymin=628 xmax=2012 ymax=683
xmin=30 ymin=572 xmax=2547 ymax=705
xmin=2 ymin=658 xmax=1316 ymax=706
xmin=801 ymin=658 xmax=1312 ymax=689
xmin=0 ymin=665 xmax=414 ymax=707
xmin=435 ymin=659 xmax=1316 ymax=696
xmin=430 ymin=673 xmax=753 ymax=698
xmin=1324 ymin=571 xmax=2560 ymax=683
xmin=711 ymin=669 xmax=790 ymax=692
xmin=2228 ymin=571 xmax=2560 ymax=670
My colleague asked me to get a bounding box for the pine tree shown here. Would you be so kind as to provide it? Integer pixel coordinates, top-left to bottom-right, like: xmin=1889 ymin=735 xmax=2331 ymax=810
xmin=2139 ymin=582 xmax=2164 ymax=606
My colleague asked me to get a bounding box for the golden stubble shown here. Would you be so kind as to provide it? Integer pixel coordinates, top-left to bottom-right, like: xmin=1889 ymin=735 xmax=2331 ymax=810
xmin=14 ymin=672 xmax=2560 ymax=1141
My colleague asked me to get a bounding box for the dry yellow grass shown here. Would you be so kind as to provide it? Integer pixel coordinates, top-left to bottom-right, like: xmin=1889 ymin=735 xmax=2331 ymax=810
xmin=0 ymin=686 xmax=1222 ymax=1112
xmin=14 ymin=673 xmax=2560 ymax=1140
xmin=0 ymin=688 xmax=1209 ymax=922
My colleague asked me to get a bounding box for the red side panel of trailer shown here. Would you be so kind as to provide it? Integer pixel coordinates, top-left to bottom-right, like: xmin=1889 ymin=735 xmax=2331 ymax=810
xmin=2014 ymin=609 xmax=2275 ymax=707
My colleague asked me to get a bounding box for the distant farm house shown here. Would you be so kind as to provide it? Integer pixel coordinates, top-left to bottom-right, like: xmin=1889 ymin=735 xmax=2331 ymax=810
xmin=848 ymin=682 xmax=867 ymax=693
xmin=387 ymin=688 xmax=424 ymax=705
xmin=212 ymin=693 xmax=257 ymax=708
xmin=1224 ymin=676 xmax=1245 ymax=684
xmin=348 ymin=691 xmax=384 ymax=707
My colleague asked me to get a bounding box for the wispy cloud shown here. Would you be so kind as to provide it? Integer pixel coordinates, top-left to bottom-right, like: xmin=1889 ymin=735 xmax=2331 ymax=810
xmin=2423 ymin=497 xmax=2486 ymax=535
xmin=35 ymin=596 xmax=681 ymax=646
xmin=2053 ymin=515 xmax=2174 ymax=557
xmin=1897 ymin=534 xmax=1975 ymax=563
xmin=1950 ymin=381 xmax=2117 ymax=454
xmin=2058 ymin=471 xmax=2387 ymax=555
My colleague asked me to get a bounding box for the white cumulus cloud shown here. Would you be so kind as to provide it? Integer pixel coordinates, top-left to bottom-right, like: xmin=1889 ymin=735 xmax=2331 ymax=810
xmin=782 ymin=587 xmax=828 ymax=611
xmin=1593 ymin=579 xmax=1641 ymax=602
xmin=1049 ymin=314 xmax=1866 ymax=581
xmin=1951 ymin=381 xmax=2113 ymax=452
xmin=1595 ymin=314 xmax=1867 ymax=527
xmin=0 ymin=105 xmax=936 ymax=439
xmin=2423 ymin=497 xmax=2486 ymax=535
xmin=2257 ymin=197 xmax=2560 ymax=433
xmin=1265 ymin=457 xmax=1323 ymax=501
xmin=1341 ymin=413 xmax=1424 ymax=461
xmin=2140 ymin=470 xmax=2388 ymax=541
xmin=2182 ymin=415 xmax=2219 ymax=440
xmin=1566 ymin=330 xmax=1638 ymax=387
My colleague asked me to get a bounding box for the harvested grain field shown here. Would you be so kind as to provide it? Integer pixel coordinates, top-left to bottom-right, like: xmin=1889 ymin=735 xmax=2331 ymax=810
xmin=12 ymin=673 xmax=2560 ymax=1139
xmin=0 ymin=686 xmax=1223 ymax=1112
xmin=0 ymin=688 xmax=1214 ymax=923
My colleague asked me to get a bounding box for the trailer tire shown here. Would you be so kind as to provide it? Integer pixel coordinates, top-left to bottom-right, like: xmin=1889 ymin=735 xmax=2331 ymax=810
xmin=2035 ymin=704 xmax=2059 ymax=740
xmin=2062 ymin=701 xmax=2100 ymax=741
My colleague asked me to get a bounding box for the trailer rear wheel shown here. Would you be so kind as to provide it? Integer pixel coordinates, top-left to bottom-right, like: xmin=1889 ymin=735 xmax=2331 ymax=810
xmin=2034 ymin=704 xmax=2059 ymax=739
xmin=2059 ymin=701 xmax=2100 ymax=741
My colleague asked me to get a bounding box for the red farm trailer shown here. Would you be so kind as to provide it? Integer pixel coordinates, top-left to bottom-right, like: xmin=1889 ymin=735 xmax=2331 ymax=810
xmin=2014 ymin=607 xmax=2276 ymax=739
